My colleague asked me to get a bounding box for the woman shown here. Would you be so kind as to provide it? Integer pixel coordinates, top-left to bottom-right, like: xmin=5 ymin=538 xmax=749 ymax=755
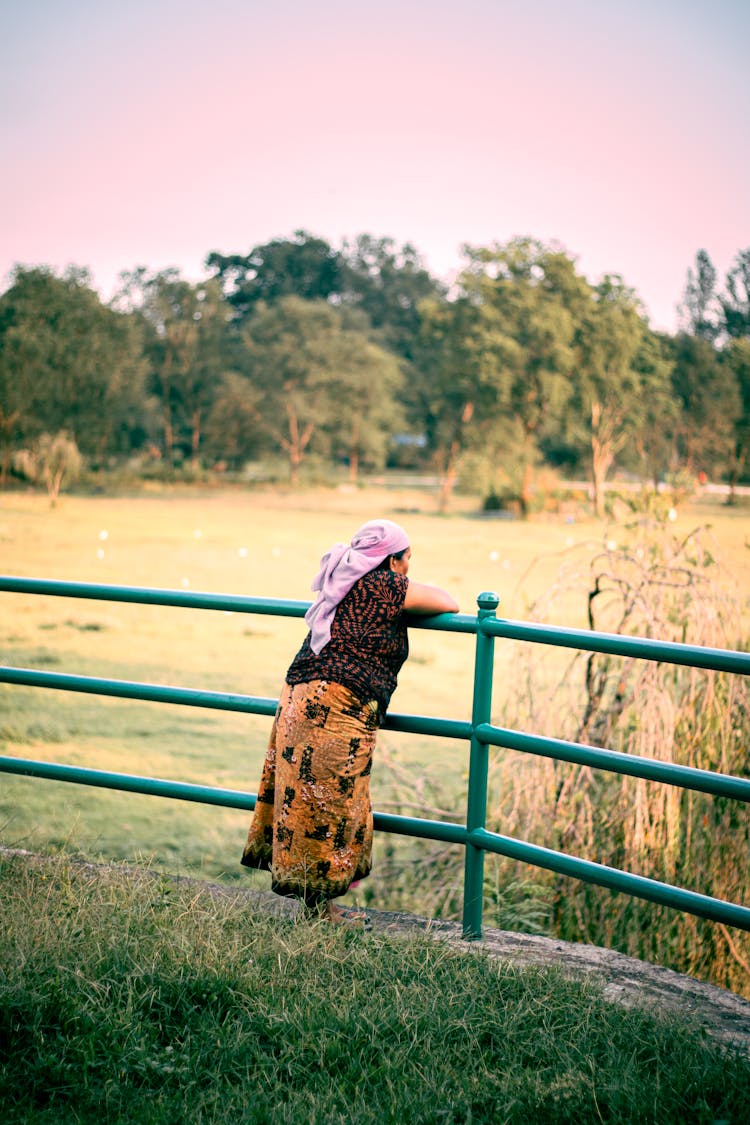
xmin=241 ymin=518 xmax=458 ymax=923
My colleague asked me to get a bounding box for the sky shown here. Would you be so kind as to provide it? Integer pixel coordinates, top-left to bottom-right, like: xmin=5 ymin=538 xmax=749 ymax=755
xmin=1 ymin=0 xmax=748 ymax=333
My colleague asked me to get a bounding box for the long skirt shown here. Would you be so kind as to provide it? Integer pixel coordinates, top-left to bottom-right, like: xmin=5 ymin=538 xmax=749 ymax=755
xmin=241 ymin=679 xmax=379 ymax=904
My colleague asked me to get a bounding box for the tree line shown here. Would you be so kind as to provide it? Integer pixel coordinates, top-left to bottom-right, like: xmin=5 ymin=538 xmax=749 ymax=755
xmin=1 ymin=232 xmax=748 ymax=512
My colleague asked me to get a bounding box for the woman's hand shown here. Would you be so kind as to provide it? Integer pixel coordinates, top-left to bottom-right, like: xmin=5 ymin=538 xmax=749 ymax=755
xmin=403 ymin=581 xmax=459 ymax=615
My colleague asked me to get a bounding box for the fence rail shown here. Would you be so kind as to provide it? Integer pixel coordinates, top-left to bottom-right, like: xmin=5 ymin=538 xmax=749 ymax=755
xmin=1 ymin=574 xmax=748 ymax=939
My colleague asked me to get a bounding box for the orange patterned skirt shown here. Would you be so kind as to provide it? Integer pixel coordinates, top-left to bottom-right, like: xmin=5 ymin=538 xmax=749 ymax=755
xmin=241 ymin=679 xmax=379 ymax=904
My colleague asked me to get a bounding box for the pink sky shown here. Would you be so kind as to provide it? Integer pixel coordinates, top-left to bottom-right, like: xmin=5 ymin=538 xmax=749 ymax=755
xmin=2 ymin=0 xmax=748 ymax=332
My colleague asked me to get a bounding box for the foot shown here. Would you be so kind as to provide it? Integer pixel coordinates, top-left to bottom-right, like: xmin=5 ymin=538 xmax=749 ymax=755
xmin=320 ymin=902 xmax=371 ymax=929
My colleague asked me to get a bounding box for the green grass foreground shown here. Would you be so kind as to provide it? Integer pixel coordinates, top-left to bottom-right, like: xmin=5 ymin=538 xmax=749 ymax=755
xmin=1 ymin=853 xmax=748 ymax=1125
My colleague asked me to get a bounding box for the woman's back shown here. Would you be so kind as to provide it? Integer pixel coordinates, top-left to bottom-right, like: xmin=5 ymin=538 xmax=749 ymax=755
xmin=286 ymin=568 xmax=409 ymax=719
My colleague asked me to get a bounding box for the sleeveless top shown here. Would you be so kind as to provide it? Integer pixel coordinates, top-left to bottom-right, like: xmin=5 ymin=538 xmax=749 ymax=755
xmin=286 ymin=568 xmax=409 ymax=720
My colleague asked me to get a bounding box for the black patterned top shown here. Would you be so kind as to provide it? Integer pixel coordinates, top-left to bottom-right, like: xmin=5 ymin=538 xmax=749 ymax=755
xmin=286 ymin=568 xmax=409 ymax=720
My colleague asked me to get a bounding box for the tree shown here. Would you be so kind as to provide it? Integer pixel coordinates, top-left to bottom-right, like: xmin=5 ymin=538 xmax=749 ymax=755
xmin=320 ymin=308 xmax=405 ymax=482
xmin=720 ymin=248 xmax=750 ymax=340
xmin=630 ymin=332 xmax=679 ymax=487
xmin=206 ymin=231 xmax=343 ymax=321
xmin=457 ymin=239 xmax=590 ymax=509
xmin=339 ymin=234 xmax=444 ymax=361
xmin=669 ymin=333 xmax=740 ymax=478
xmin=679 ymin=249 xmax=719 ymax=341
xmin=0 ymin=266 xmax=148 ymax=467
xmin=202 ymin=372 xmax=266 ymax=471
xmin=0 ymin=404 xmax=22 ymax=485
xmin=414 ymin=293 xmax=516 ymax=512
xmin=721 ymin=338 xmax=750 ymax=499
xmin=572 ymin=278 xmax=665 ymax=518
xmin=117 ymin=270 xmax=233 ymax=466
xmin=241 ymin=297 xmax=402 ymax=484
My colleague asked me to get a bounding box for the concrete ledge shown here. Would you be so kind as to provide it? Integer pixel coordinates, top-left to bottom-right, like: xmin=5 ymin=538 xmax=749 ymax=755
xmin=365 ymin=909 xmax=750 ymax=1057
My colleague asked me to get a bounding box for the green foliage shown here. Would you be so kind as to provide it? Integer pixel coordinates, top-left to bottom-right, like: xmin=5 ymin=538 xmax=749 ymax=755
xmin=116 ymin=269 xmax=237 ymax=466
xmin=571 ymin=276 xmax=671 ymax=516
xmin=0 ymin=266 xmax=147 ymax=462
xmin=202 ymin=370 xmax=266 ymax=469
xmin=4 ymin=240 xmax=750 ymax=500
xmin=670 ymin=332 xmax=741 ymax=475
xmin=340 ymin=233 xmax=445 ymax=361
xmin=679 ymin=249 xmax=720 ymax=342
xmin=413 ymin=293 xmax=516 ymax=511
xmin=482 ymin=875 xmax=554 ymax=934
xmin=241 ymin=296 xmax=404 ymax=482
xmin=721 ymin=337 xmax=750 ymax=495
xmin=412 ymin=239 xmax=592 ymax=512
xmin=721 ymin=248 xmax=750 ymax=340
xmin=206 ymin=230 xmax=344 ymax=320
xmin=455 ymin=239 xmax=588 ymax=510
xmin=2 ymin=852 xmax=748 ymax=1125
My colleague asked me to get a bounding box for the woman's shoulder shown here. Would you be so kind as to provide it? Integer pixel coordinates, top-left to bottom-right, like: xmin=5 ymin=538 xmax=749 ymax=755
xmin=353 ymin=568 xmax=408 ymax=616
xmin=360 ymin=568 xmax=408 ymax=595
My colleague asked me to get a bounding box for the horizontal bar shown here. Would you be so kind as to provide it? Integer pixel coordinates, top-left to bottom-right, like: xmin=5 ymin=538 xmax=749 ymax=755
xmin=374 ymin=811 xmax=467 ymax=845
xmin=406 ymin=611 xmax=479 ymax=635
xmin=383 ymin=712 xmax=472 ymax=740
xmin=4 ymin=575 xmax=748 ymax=668
xmin=468 ymin=828 xmax=750 ymax=931
xmin=0 ymin=575 xmax=474 ymax=633
xmin=0 ymin=667 xmax=469 ymax=741
xmin=0 ymin=755 xmax=467 ymax=846
xmin=484 ymin=617 xmax=750 ymax=675
xmin=0 ymin=755 xmax=257 ymax=810
xmin=475 ymin=723 xmax=750 ymax=803
xmin=0 ymin=575 xmax=310 ymax=618
xmin=0 ymin=666 xmax=280 ymax=716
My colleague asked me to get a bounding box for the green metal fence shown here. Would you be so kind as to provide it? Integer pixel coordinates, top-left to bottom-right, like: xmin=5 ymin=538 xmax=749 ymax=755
xmin=1 ymin=574 xmax=749 ymax=939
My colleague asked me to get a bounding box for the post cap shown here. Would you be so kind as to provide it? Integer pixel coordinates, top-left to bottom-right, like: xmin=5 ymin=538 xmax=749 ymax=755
xmin=477 ymin=591 xmax=500 ymax=611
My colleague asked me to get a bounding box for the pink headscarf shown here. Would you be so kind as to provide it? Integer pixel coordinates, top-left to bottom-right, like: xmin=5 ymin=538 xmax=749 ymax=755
xmin=304 ymin=518 xmax=410 ymax=654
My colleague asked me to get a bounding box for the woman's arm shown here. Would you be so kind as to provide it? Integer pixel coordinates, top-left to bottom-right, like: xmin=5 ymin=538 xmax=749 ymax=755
xmin=403 ymin=581 xmax=459 ymax=615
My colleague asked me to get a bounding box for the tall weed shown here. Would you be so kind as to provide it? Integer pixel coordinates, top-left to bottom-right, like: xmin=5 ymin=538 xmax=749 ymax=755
xmin=494 ymin=512 xmax=750 ymax=996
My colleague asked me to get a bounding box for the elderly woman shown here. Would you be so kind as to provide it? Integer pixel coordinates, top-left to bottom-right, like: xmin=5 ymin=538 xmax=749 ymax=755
xmin=242 ymin=518 xmax=458 ymax=923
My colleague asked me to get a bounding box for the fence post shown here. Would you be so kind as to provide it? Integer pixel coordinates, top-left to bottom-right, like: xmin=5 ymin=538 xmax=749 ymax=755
xmin=462 ymin=590 xmax=499 ymax=940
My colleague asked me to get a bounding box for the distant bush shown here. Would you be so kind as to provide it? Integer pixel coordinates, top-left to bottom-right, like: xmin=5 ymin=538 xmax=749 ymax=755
xmin=12 ymin=431 xmax=83 ymax=505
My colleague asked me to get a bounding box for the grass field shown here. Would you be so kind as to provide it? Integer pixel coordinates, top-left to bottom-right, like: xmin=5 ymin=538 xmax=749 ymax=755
xmin=2 ymin=851 xmax=749 ymax=1125
xmin=1 ymin=483 xmax=749 ymax=899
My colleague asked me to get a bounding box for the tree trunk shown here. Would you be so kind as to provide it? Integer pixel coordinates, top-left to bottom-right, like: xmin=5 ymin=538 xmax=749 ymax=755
xmin=348 ymin=415 xmax=360 ymax=483
xmin=158 ymin=353 xmax=175 ymax=466
xmin=284 ymin=402 xmax=314 ymax=486
xmin=47 ymin=467 xmax=63 ymax=508
xmin=590 ymin=401 xmax=614 ymax=519
xmin=519 ymin=430 xmax=536 ymax=518
xmin=439 ymin=438 xmax=460 ymax=514
xmin=163 ymin=403 xmax=174 ymax=466
xmin=191 ymin=408 xmax=202 ymax=467
xmin=438 ymin=400 xmax=474 ymax=514
xmin=591 ymin=442 xmax=612 ymax=519
xmin=0 ymin=410 xmax=20 ymax=485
